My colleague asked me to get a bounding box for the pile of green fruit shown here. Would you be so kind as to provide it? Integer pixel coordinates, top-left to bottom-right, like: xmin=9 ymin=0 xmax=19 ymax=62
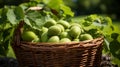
xmin=21 ymin=18 xmax=94 ymax=43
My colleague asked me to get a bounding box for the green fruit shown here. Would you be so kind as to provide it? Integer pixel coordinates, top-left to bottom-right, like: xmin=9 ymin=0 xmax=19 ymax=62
xmin=70 ymin=23 xmax=82 ymax=28
xmin=69 ymin=26 xmax=81 ymax=38
xmin=48 ymin=25 xmax=61 ymax=36
xmin=56 ymin=24 xmax=64 ymax=32
xmin=48 ymin=36 xmax=59 ymax=43
xmin=70 ymin=23 xmax=84 ymax=33
xmin=65 ymin=29 xmax=70 ymax=32
xmin=58 ymin=20 xmax=70 ymax=29
xmin=60 ymin=32 xmax=69 ymax=38
xmin=80 ymin=34 xmax=93 ymax=41
xmin=21 ymin=31 xmax=38 ymax=42
xmin=42 ymin=27 xmax=48 ymax=33
xmin=73 ymin=39 xmax=79 ymax=42
xmin=41 ymin=32 xmax=48 ymax=42
xmin=44 ymin=19 xmax=57 ymax=28
xmin=60 ymin=38 xmax=71 ymax=43
xmin=32 ymin=38 xmax=40 ymax=42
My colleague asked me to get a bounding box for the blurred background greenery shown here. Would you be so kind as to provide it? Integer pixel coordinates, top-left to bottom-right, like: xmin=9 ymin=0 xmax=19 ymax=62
xmin=63 ymin=0 xmax=120 ymax=21
xmin=0 ymin=0 xmax=120 ymax=30
xmin=0 ymin=0 xmax=120 ymax=21
xmin=63 ymin=0 xmax=120 ymax=29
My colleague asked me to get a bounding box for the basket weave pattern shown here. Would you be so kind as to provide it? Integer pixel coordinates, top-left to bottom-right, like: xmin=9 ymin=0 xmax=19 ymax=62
xmin=12 ymin=22 xmax=104 ymax=67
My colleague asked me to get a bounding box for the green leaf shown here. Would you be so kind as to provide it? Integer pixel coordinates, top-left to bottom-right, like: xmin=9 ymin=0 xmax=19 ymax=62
xmin=19 ymin=3 xmax=28 ymax=11
xmin=0 ymin=9 xmax=2 ymax=18
xmin=112 ymin=25 xmax=120 ymax=34
xmin=34 ymin=0 xmax=42 ymax=3
xmin=34 ymin=17 xmax=45 ymax=28
xmin=85 ymin=14 xmax=98 ymax=22
xmin=3 ymin=23 xmax=12 ymax=30
xmin=26 ymin=11 xmax=45 ymax=29
xmin=27 ymin=11 xmax=42 ymax=21
xmin=4 ymin=28 xmax=14 ymax=42
xmin=44 ymin=0 xmax=63 ymax=10
xmin=109 ymin=40 xmax=120 ymax=59
xmin=1 ymin=7 xmax=8 ymax=21
xmin=102 ymin=25 xmax=113 ymax=35
xmin=0 ymin=45 xmax=6 ymax=56
xmin=24 ymin=17 xmax=32 ymax=27
xmin=111 ymin=33 xmax=119 ymax=39
xmin=43 ymin=0 xmax=74 ymax=17
xmin=60 ymin=4 xmax=74 ymax=17
xmin=0 ymin=23 xmax=4 ymax=30
xmin=82 ymin=21 xmax=92 ymax=26
xmin=7 ymin=9 xmax=17 ymax=25
xmin=86 ymin=28 xmax=102 ymax=38
xmin=111 ymin=55 xmax=120 ymax=66
xmin=103 ymin=38 xmax=110 ymax=53
xmin=118 ymin=35 xmax=120 ymax=43
xmin=3 ymin=40 xmax=9 ymax=50
xmin=7 ymin=45 xmax=16 ymax=58
xmin=0 ymin=33 xmax=3 ymax=41
xmin=104 ymin=17 xmax=112 ymax=25
xmin=43 ymin=0 xmax=51 ymax=4
xmin=14 ymin=6 xmax=25 ymax=21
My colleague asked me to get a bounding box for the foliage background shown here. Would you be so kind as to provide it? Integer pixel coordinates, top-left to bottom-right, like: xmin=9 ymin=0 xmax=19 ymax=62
xmin=0 ymin=0 xmax=120 ymax=21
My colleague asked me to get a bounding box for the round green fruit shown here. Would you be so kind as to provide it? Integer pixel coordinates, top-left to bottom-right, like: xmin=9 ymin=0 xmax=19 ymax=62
xmin=60 ymin=38 xmax=71 ymax=43
xmin=48 ymin=25 xmax=61 ymax=36
xmin=32 ymin=38 xmax=40 ymax=42
xmin=48 ymin=36 xmax=59 ymax=43
xmin=56 ymin=24 xmax=64 ymax=32
xmin=58 ymin=20 xmax=70 ymax=29
xmin=44 ymin=19 xmax=57 ymax=28
xmin=70 ymin=23 xmax=82 ymax=28
xmin=21 ymin=31 xmax=38 ymax=42
xmin=69 ymin=26 xmax=81 ymax=38
xmin=60 ymin=32 xmax=69 ymax=38
xmin=73 ymin=39 xmax=79 ymax=42
xmin=65 ymin=29 xmax=70 ymax=32
xmin=80 ymin=34 xmax=93 ymax=41
xmin=42 ymin=27 xmax=48 ymax=33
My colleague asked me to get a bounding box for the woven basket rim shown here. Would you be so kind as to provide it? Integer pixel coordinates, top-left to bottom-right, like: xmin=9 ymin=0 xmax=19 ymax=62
xmin=19 ymin=36 xmax=104 ymax=47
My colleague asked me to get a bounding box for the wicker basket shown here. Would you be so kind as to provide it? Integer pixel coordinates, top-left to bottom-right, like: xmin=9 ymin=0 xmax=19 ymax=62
xmin=12 ymin=21 xmax=104 ymax=67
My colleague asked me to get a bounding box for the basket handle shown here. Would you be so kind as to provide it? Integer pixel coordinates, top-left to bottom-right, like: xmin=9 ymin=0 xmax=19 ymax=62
xmin=13 ymin=21 xmax=24 ymax=46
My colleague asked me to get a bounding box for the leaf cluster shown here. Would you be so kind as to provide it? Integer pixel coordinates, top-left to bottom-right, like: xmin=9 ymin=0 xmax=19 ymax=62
xmin=73 ymin=14 xmax=120 ymax=66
